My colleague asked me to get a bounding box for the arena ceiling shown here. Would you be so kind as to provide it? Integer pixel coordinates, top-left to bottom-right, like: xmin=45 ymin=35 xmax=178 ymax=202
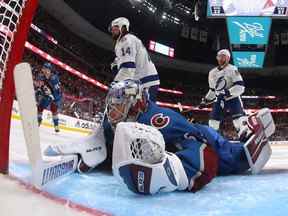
xmin=61 ymin=0 xmax=288 ymax=74
xmin=63 ymin=0 xmax=217 ymax=64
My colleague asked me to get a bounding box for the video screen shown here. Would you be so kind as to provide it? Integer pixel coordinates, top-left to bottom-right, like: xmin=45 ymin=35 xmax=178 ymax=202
xmin=207 ymin=0 xmax=288 ymax=17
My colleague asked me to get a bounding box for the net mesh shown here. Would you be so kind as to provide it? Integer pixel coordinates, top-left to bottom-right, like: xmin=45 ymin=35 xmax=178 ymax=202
xmin=130 ymin=137 xmax=164 ymax=164
xmin=0 ymin=0 xmax=25 ymax=91
xmin=0 ymin=0 xmax=37 ymax=173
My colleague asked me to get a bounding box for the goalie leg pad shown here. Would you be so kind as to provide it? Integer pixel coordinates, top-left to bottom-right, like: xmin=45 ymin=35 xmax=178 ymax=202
xmin=243 ymin=108 xmax=275 ymax=174
xmin=44 ymin=125 xmax=107 ymax=170
xmin=247 ymin=108 xmax=275 ymax=138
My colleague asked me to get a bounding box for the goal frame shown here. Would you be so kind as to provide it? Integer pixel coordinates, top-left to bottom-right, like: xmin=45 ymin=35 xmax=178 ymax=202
xmin=0 ymin=0 xmax=38 ymax=174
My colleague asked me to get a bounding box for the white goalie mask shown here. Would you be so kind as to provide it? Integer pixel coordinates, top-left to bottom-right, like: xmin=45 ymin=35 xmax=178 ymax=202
xmin=105 ymin=80 xmax=148 ymax=126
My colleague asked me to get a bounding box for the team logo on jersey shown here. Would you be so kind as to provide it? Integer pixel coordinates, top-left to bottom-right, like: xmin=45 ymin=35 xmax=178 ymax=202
xmin=215 ymin=76 xmax=227 ymax=91
xmin=150 ymin=113 xmax=170 ymax=129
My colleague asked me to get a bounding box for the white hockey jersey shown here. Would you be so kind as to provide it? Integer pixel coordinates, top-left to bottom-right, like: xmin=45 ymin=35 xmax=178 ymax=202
xmin=114 ymin=33 xmax=160 ymax=88
xmin=205 ymin=64 xmax=245 ymax=101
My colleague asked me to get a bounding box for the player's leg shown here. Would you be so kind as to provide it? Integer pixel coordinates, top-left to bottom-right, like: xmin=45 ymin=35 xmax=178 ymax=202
xmin=44 ymin=124 xmax=107 ymax=173
xmin=194 ymin=108 xmax=275 ymax=175
xmin=193 ymin=123 xmax=249 ymax=175
xmin=175 ymin=139 xmax=219 ymax=192
xmin=50 ymin=100 xmax=60 ymax=132
xmin=242 ymin=108 xmax=275 ymax=174
xmin=37 ymin=96 xmax=51 ymax=126
xmin=226 ymin=97 xmax=249 ymax=140
xmin=208 ymin=99 xmax=223 ymax=130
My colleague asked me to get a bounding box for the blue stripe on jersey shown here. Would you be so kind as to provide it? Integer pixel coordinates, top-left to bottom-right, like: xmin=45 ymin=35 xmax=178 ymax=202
xmin=119 ymin=62 xmax=136 ymax=69
xmin=140 ymin=74 xmax=160 ymax=84
xmin=233 ymin=81 xmax=244 ymax=86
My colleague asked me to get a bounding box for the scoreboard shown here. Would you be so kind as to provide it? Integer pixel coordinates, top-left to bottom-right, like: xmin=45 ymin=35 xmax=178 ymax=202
xmin=207 ymin=0 xmax=288 ymax=17
xmin=149 ymin=40 xmax=175 ymax=58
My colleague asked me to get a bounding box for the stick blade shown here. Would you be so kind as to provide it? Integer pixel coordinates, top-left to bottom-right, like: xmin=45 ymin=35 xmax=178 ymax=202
xmin=14 ymin=62 xmax=43 ymax=186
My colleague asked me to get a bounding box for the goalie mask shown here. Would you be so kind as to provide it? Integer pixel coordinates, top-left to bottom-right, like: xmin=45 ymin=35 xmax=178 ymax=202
xmin=105 ymin=80 xmax=148 ymax=126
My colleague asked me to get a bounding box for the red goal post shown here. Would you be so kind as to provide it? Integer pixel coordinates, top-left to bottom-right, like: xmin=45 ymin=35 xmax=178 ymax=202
xmin=0 ymin=0 xmax=38 ymax=174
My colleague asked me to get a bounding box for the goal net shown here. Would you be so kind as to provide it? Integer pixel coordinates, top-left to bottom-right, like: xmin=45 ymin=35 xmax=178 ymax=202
xmin=0 ymin=0 xmax=38 ymax=174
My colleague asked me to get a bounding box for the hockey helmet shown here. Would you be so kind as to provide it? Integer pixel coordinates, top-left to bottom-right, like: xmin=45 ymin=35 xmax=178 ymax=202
xmin=105 ymin=79 xmax=148 ymax=125
xmin=216 ymin=49 xmax=231 ymax=63
xmin=109 ymin=17 xmax=130 ymax=33
xmin=42 ymin=62 xmax=53 ymax=70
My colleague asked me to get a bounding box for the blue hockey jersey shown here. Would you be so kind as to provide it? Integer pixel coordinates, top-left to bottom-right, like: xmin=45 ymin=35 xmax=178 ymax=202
xmin=103 ymin=102 xmax=249 ymax=191
xmin=41 ymin=73 xmax=62 ymax=101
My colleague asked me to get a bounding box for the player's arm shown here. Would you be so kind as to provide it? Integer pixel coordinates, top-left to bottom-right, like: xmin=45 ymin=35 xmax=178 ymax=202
xmin=226 ymin=67 xmax=245 ymax=97
xmin=205 ymin=70 xmax=216 ymax=101
xmin=114 ymin=37 xmax=137 ymax=81
xmin=111 ymin=57 xmax=119 ymax=75
xmin=200 ymin=70 xmax=216 ymax=108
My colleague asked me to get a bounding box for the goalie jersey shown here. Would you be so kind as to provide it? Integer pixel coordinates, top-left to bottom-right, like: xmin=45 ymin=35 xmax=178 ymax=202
xmin=114 ymin=33 xmax=160 ymax=88
xmin=104 ymin=101 xmax=250 ymax=192
xmin=205 ymin=64 xmax=245 ymax=102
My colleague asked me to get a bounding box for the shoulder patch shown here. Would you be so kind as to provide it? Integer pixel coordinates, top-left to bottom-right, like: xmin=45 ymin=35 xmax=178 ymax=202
xmin=150 ymin=113 xmax=170 ymax=129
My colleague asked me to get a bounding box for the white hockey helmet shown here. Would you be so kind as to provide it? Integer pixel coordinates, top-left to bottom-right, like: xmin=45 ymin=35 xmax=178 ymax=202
xmin=110 ymin=17 xmax=130 ymax=33
xmin=217 ymin=49 xmax=231 ymax=62
xmin=105 ymin=79 xmax=148 ymax=125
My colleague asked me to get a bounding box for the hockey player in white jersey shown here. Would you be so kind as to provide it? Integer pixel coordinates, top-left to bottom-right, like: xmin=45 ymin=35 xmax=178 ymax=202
xmin=109 ymin=17 xmax=160 ymax=101
xmin=200 ymin=49 xmax=248 ymax=140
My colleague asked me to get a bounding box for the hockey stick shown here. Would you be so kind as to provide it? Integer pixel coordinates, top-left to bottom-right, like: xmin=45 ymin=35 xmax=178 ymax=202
xmin=14 ymin=63 xmax=78 ymax=188
xmin=178 ymin=100 xmax=215 ymax=114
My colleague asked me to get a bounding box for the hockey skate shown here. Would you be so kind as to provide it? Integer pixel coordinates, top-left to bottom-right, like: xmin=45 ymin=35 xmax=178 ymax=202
xmin=54 ymin=125 xmax=60 ymax=133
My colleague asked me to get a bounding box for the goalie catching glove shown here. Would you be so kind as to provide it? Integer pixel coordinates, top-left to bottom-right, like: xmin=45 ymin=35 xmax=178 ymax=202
xmin=112 ymin=122 xmax=188 ymax=195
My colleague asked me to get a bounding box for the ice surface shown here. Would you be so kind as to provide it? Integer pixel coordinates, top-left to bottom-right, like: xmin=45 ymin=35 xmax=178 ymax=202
xmin=6 ymin=119 xmax=288 ymax=216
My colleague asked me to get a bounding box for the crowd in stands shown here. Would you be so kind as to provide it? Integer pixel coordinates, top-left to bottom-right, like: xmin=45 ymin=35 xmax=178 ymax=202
xmin=21 ymin=7 xmax=288 ymax=140
xmin=24 ymin=50 xmax=106 ymax=121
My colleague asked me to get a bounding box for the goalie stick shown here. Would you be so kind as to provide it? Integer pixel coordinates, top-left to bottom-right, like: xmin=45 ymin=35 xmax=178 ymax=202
xmin=14 ymin=63 xmax=78 ymax=188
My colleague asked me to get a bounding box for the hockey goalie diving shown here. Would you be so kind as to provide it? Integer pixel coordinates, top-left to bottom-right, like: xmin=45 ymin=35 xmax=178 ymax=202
xmin=9 ymin=74 xmax=288 ymax=215
xmin=2 ymin=1 xmax=288 ymax=215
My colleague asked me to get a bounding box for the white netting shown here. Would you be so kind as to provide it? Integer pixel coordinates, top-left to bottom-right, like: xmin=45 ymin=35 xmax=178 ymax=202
xmin=113 ymin=122 xmax=166 ymax=167
xmin=130 ymin=137 xmax=165 ymax=164
xmin=0 ymin=0 xmax=26 ymax=90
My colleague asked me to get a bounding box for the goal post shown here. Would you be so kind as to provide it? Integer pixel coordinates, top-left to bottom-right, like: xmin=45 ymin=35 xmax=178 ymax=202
xmin=0 ymin=0 xmax=38 ymax=174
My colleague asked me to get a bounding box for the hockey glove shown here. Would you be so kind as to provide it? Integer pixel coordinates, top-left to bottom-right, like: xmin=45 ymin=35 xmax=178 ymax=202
xmin=199 ymin=98 xmax=208 ymax=109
